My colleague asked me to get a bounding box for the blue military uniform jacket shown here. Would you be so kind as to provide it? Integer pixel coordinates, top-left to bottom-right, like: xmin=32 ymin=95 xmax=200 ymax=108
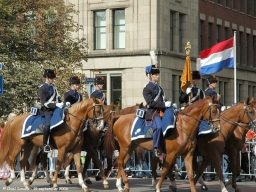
xmin=179 ymin=86 xmax=205 ymax=105
xmin=143 ymin=82 xmax=166 ymax=121
xmin=204 ymin=87 xmax=218 ymax=98
xmin=64 ymin=89 xmax=83 ymax=106
xmin=90 ymin=90 xmax=107 ymax=105
xmin=39 ymin=83 xmax=61 ymax=116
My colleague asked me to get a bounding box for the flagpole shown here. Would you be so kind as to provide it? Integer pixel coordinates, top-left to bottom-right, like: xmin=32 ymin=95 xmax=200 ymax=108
xmin=234 ymin=31 xmax=236 ymax=103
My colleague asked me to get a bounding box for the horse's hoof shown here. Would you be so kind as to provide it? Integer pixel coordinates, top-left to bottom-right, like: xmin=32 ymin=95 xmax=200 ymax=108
xmin=85 ymin=179 xmax=92 ymax=184
xmin=201 ymin=185 xmax=208 ymax=190
xmin=82 ymin=187 xmax=90 ymax=192
xmin=169 ymin=185 xmax=177 ymax=192
xmin=49 ymin=183 xmax=53 ymax=187
xmin=235 ymin=189 xmax=242 ymax=192
xmin=124 ymin=188 xmax=130 ymax=192
xmin=95 ymin=175 xmax=101 ymax=181
xmin=5 ymin=180 xmax=11 ymax=186
xmin=104 ymin=184 xmax=109 ymax=188
xmin=65 ymin=179 xmax=73 ymax=184
xmin=28 ymin=179 xmax=33 ymax=185
xmin=24 ymin=184 xmax=33 ymax=190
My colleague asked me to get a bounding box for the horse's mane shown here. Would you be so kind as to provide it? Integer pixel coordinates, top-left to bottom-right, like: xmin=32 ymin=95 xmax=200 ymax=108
xmin=182 ymin=98 xmax=207 ymax=114
xmin=68 ymin=99 xmax=94 ymax=113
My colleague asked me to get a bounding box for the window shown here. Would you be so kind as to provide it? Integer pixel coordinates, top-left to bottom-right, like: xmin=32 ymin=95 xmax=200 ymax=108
xmin=179 ymin=14 xmax=185 ymax=53
xmin=216 ymin=25 xmax=221 ymax=43
xmin=248 ymin=85 xmax=252 ymax=97
xmin=224 ymin=27 xmax=229 ymax=40
xmin=217 ymin=0 xmax=222 ymax=5
xmin=224 ymin=82 xmax=228 ymax=105
xmin=253 ymin=36 xmax=256 ymax=67
xmin=172 ymin=75 xmax=176 ymax=103
xmin=113 ymin=9 xmax=125 ymax=49
xmin=199 ymin=20 xmax=204 ymax=51
xmin=208 ymin=23 xmax=212 ymax=47
xmin=94 ymin=11 xmax=106 ymax=50
xmin=246 ymin=34 xmax=249 ymax=66
xmin=239 ymin=32 xmax=243 ymax=65
xmin=170 ymin=11 xmax=175 ymax=51
xmin=240 ymin=0 xmax=244 ymax=12
xmin=238 ymin=84 xmax=242 ymax=101
xmin=110 ymin=74 xmax=122 ymax=105
xmin=254 ymin=1 xmax=256 ymax=16
xmin=246 ymin=0 xmax=251 ymax=15
xmin=232 ymin=0 xmax=237 ymax=10
xmin=225 ymin=0 xmax=230 ymax=7
xmin=253 ymin=86 xmax=256 ymax=96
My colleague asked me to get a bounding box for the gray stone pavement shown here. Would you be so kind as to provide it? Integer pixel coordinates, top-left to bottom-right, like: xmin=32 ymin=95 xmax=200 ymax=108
xmin=0 ymin=177 xmax=256 ymax=192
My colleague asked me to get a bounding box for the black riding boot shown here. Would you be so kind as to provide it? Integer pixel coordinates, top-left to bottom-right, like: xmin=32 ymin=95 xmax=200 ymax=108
xmin=43 ymin=128 xmax=51 ymax=153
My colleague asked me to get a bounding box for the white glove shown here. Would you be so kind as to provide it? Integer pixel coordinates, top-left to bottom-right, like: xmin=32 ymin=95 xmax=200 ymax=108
xmin=65 ymin=102 xmax=71 ymax=108
xmin=165 ymin=101 xmax=172 ymax=108
xmin=56 ymin=102 xmax=64 ymax=108
xmin=221 ymin=106 xmax=226 ymax=111
xmin=186 ymin=87 xmax=192 ymax=94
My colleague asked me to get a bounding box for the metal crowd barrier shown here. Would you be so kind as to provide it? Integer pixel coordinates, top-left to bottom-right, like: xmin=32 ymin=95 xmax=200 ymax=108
xmin=1 ymin=141 xmax=255 ymax=180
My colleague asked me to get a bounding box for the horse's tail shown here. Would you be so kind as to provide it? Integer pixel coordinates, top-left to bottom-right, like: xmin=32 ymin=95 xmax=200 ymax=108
xmin=0 ymin=120 xmax=13 ymax=166
xmin=104 ymin=115 xmax=120 ymax=158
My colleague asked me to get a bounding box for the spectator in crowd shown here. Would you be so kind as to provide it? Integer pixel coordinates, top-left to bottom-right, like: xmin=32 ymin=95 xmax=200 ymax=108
xmin=0 ymin=118 xmax=10 ymax=179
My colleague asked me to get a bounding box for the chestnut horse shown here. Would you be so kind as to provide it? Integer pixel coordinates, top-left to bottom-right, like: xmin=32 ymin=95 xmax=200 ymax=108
xmin=27 ymin=103 xmax=116 ymax=188
xmin=188 ymin=98 xmax=256 ymax=192
xmin=0 ymin=98 xmax=104 ymax=192
xmin=65 ymin=102 xmax=145 ymax=185
xmin=195 ymin=99 xmax=256 ymax=192
xmin=104 ymin=96 xmax=221 ymax=192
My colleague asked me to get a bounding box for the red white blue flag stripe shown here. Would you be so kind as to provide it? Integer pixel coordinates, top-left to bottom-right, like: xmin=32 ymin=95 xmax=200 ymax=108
xmin=200 ymin=38 xmax=234 ymax=75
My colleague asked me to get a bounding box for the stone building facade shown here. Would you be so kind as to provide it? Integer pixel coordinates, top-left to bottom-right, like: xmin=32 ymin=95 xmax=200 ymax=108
xmin=68 ymin=0 xmax=256 ymax=107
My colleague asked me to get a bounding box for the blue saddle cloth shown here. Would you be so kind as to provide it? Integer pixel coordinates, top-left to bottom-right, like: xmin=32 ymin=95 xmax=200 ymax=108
xmin=198 ymin=118 xmax=212 ymax=135
xmin=131 ymin=108 xmax=175 ymax=141
xmin=21 ymin=108 xmax=65 ymax=138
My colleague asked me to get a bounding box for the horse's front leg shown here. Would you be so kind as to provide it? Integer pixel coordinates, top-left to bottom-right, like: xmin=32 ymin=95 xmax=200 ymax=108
xmin=52 ymin=148 xmax=66 ymax=189
xmin=167 ymin=161 xmax=177 ymax=192
xmin=151 ymin=156 xmax=158 ymax=186
xmin=192 ymin=156 xmax=208 ymax=190
xmin=73 ymin=150 xmax=89 ymax=192
xmin=155 ymin=152 xmax=176 ymax=192
xmin=228 ymin=151 xmax=241 ymax=192
xmin=82 ymin=154 xmax=92 ymax=184
xmin=210 ymin=153 xmax=228 ymax=192
xmin=89 ymin=148 xmax=109 ymax=188
xmin=183 ymin=152 xmax=196 ymax=192
xmin=64 ymin=152 xmax=74 ymax=184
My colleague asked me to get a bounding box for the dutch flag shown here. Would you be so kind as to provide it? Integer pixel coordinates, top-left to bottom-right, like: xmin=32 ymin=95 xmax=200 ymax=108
xmin=199 ymin=38 xmax=234 ymax=75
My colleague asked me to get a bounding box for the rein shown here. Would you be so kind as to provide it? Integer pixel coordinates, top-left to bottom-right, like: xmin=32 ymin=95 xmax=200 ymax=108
xmin=65 ymin=103 xmax=104 ymax=136
xmin=176 ymin=103 xmax=220 ymax=144
xmin=219 ymin=103 xmax=256 ymax=142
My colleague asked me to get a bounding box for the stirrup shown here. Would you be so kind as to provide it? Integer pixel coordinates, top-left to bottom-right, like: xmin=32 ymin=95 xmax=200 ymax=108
xmin=43 ymin=145 xmax=51 ymax=153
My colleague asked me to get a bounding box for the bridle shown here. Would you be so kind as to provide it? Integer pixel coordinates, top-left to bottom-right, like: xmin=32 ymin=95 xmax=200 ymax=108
xmin=65 ymin=103 xmax=104 ymax=134
xmin=220 ymin=103 xmax=256 ymax=133
xmin=177 ymin=101 xmax=220 ymax=143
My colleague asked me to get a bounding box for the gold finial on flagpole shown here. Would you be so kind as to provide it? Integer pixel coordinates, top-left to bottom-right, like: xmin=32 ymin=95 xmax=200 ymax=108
xmin=185 ymin=41 xmax=191 ymax=56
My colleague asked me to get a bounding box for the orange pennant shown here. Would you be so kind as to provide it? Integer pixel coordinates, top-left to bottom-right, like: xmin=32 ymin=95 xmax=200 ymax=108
xmin=180 ymin=56 xmax=192 ymax=92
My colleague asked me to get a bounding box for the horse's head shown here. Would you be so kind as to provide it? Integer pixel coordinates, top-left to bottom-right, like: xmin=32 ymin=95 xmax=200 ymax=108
xmin=242 ymin=97 xmax=256 ymax=132
xmin=202 ymin=95 xmax=221 ymax=133
xmin=221 ymin=97 xmax=256 ymax=133
xmin=103 ymin=103 xmax=116 ymax=122
xmin=88 ymin=97 xmax=105 ymax=130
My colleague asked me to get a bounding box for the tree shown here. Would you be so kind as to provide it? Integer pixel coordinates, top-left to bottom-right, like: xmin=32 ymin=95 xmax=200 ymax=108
xmin=0 ymin=0 xmax=88 ymax=116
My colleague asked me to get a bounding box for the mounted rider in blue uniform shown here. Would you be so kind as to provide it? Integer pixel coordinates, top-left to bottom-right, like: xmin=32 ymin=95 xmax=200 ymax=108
xmin=64 ymin=76 xmax=83 ymax=106
xmin=38 ymin=69 xmax=63 ymax=153
xmin=90 ymin=76 xmax=106 ymax=105
xmin=198 ymin=75 xmax=221 ymax=135
xmin=179 ymin=70 xmax=205 ymax=105
xmin=143 ymin=64 xmax=172 ymax=158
